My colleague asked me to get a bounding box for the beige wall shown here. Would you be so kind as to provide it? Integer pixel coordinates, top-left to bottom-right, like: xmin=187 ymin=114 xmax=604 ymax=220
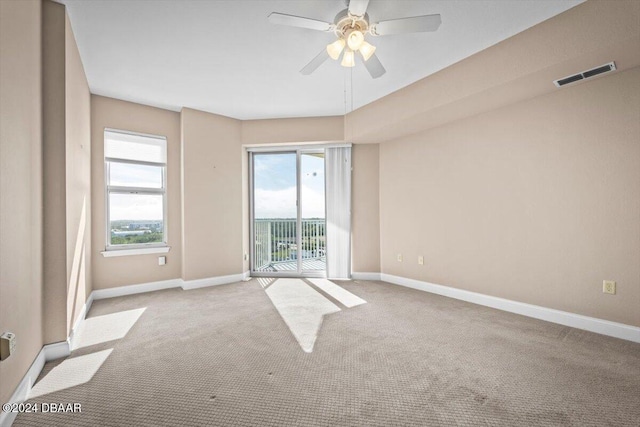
xmin=379 ymin=68 xmax=640 ymax=327
xmin=181 ymin=108 xmax=243 ymax=280
xmin=1 ymin=0 xmax=92 ymax=402
xmin=241 ymin=116 xmax=344 ymax=145
xmin=65 ymin=13 xmax=92 ymax=336
xmin=91 ymin=96 xmax=182 ymax=288
xmin=42 ymin=0 xmax=68 ymax=344
xmin=0 ymin=0 xmax=44 ymax=404
xmin=41 ymin=0 xmax=93 ymax=343
xmin=351 ymin=144 xmax=380 ymax=273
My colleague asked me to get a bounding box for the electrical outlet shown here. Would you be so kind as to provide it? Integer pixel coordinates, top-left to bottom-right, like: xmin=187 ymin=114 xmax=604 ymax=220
xmin=1 ymin=332 xmax=16 ymax=361
xmin=603 ymin=280 xmax=616 ymax=295
xmin=418 ymin=256 xmax=424 ymax=265
xmin=397 ymin=253 xmax=403 ymax=262
xmin=158 ymin=256 xmax=166 ymax=266
xmin=244 ymin=253 xmax=248 ymax=261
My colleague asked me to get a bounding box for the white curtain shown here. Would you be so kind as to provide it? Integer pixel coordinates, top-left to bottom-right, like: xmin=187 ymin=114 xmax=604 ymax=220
xmin=325 ymin=146 xmax=351 ymax=279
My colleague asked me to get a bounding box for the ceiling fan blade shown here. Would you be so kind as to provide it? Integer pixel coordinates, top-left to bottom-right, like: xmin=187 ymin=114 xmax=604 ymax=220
xmin=371 ymin=14 xmax=442 ymax=36
xmin=300 ymin=49 xmax=330 ymax=75
xmin=363 ymin=53 xmax=386 ymax=79
xmin=348 ymin=0 xmax=370 ymax=17
xmin=268 ymin=13 xmax=332 ymax=32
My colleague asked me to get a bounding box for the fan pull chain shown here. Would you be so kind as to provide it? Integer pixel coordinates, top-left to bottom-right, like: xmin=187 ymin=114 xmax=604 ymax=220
xmin=350 ymin=67 xmax=354 ymax=113
xmin=344 ymin=67 xmax=348 ymax=115
xmin=343 ymin=66 xmax=354 ymax=115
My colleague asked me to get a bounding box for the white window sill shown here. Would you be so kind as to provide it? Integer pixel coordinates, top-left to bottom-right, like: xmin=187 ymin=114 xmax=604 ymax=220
xmin=101 ymin=246 xmax=170 ymax=257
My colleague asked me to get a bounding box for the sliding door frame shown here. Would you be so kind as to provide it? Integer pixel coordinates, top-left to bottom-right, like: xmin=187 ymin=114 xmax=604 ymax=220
xmin=249 ymin=148 xmax=327 ymax=278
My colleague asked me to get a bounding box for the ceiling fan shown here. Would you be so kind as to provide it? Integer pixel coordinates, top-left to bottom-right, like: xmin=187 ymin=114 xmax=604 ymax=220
xmin=268 ymin=0 xmax=441 ymax=79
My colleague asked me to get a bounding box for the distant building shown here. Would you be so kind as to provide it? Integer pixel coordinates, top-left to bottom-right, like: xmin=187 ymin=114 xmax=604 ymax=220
xmin=129 ymin=221 xmax=162 ymax=231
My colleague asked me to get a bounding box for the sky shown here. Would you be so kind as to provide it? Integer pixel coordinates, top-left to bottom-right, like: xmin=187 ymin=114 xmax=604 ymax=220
xmin=110 ymin=193 xmax=162 ymax=222
xmin=109 ymin=162 xmax=163 ymax=221
xmin=254 ymin=152 xmax=325 ymax=219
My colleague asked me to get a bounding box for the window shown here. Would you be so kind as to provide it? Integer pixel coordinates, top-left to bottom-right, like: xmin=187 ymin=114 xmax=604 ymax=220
xmin=104 ymin=129 xmax=167 ymax=250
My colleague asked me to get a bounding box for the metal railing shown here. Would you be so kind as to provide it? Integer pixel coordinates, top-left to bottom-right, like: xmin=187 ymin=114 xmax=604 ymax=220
xmin=254 ymin=218 xmax=326 ymax=271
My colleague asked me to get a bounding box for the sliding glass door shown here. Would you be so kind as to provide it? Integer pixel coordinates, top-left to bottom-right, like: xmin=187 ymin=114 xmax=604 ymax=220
xmin=250 ymin=150 xmax=326 ymax=277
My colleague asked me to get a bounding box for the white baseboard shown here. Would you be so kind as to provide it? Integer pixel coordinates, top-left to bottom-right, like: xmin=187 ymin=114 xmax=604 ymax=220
xmin=352 ymin=272 xmax=382 ymax=281
xmin=87 ymin=273 xmax=249 ymax=299
xmin=0 ymin=341 xmax=70 ymax=427
xmin=92 ymin=278 xmax=183 ymax=300
xmin=88 ymin=273 xmax=249 ymax=300
xmin=68 ymin=292 xmax=94 ymax=351
xmin=0 ymin=350 xmax=45 ymax=427
xmin=380 ymin=273 xmax=640 ymax=344
xmin=43 ymin=341 xmax=71 ymax=361
xmin=181 ymin=273 xmax=246 ymax=290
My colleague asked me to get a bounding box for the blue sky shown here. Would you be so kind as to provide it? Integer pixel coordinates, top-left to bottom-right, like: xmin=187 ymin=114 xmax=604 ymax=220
xmin=254 ymin=153 xmax=325 ymax=219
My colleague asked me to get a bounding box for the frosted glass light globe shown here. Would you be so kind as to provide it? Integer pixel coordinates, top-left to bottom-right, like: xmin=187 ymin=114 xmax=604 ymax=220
xmin=347 ymin=30 xmax=364 ymax=51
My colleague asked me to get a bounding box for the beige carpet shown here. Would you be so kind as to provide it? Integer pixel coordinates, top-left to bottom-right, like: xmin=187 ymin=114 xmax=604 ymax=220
xmin=14 ymin=279 xmax=640 ymax=426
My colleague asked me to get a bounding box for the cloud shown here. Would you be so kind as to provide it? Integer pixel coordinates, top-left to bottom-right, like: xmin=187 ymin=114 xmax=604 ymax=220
xmin=110 ymin=194 xmax=163 ymax=221
xmin=255 ymin=185 xmax=325 ymax=219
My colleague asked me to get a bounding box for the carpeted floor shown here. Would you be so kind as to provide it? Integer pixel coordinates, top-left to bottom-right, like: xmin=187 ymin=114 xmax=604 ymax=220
xmin=14 ymin=279 xmax=640 ymax=426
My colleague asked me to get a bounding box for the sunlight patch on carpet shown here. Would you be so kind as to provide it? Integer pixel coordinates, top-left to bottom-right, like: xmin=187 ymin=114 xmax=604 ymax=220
xmin=265 ymin=279 xmax=340 ymax=353
xmin=308 ymin=279 xmax=367 ymax=308
xmin=29 ymin=349 xmax=113 ymax=399
xmin=72 ymin=308 xmax=146 ymax=350
xmin=257 ymin=277 xmax=276 ymax=289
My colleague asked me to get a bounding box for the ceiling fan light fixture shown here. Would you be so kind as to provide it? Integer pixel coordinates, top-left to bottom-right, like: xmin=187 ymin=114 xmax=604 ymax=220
xmin=359 ymin=41 xmax=376 ymax=61
xmin=326 ymin=38 xmax=346 ymax=60
xmin=341 ymin=49 xmax=355 ymax=67
xmin=346 ymin=30 xmax=365 ymax=51
xmin=269 ymin=2 xmax=442 ymax=79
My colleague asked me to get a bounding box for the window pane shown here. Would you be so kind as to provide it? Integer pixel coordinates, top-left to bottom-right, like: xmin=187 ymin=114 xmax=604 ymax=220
xmin=301 ymin=152 xmax=325 ymax=219
xmin=253 ymin=153 xmax=297 ymax=219
xmin=252 ymin=152 xmax=297 ymax=271
xmin=301 ymin=152 xmax=325 ymax=272
xmin=109 ymin=162 xmax=163 ymax=189
xmin=105 ymin=131 xmax=166 ymax=163
xmin=109 ymin=193 xmax=164 ymax=245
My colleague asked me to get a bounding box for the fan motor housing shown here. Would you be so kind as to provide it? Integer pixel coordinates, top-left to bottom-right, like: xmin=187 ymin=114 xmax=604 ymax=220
xmin=334 ymin=9 xmax=370 ymax=37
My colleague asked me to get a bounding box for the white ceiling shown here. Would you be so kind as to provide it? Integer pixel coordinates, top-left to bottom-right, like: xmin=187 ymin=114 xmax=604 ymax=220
xmin=60 ymin=0 xmax=585 ymax=120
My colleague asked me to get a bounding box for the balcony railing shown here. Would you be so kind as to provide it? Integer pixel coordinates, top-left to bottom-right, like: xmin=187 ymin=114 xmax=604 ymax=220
xmin=254 ymin=218 xmax=325 ymax=272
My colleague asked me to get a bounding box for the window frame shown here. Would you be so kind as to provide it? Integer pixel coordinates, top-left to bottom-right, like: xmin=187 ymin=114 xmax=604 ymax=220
xmin=104 ymin=128 xmax=168 ymax=251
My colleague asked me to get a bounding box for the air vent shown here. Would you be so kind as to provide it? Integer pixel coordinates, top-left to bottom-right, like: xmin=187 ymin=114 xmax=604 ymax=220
xmin=553 ymin=62 xmax=616 ymax=88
